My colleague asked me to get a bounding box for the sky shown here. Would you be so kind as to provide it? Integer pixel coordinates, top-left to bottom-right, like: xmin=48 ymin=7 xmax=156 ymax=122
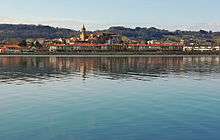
xmin=0 ymin=0 xmax=220 ymax=31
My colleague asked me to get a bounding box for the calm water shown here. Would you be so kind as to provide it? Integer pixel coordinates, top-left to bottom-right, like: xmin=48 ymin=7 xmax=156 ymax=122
xmin=0 ymin=56 xmax=220 ymax=140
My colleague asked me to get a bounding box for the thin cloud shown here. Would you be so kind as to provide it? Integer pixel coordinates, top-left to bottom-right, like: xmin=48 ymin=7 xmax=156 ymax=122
xmin=1 ymin=17 xmax=220 ymax=32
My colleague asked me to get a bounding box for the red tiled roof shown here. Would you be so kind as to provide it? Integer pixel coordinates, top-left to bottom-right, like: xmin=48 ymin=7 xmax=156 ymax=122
xmin=48 ymin=44 xmax=111 ymax=47
xmin=3 ymin=45 xmax=22 ymax=49
xmin=128 ymin=43 xmax=181 ymax=47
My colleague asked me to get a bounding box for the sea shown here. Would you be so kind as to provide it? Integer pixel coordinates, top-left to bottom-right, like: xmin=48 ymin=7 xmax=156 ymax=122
xmin=0 ymin=56 xmax=220 ymax=140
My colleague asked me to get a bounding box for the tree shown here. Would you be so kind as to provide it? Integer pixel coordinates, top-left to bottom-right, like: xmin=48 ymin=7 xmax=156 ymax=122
xmin=19 ymin=40 xmax=27 ymax=48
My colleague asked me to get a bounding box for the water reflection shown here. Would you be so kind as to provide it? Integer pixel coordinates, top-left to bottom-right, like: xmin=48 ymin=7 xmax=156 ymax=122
xmin=0 ymin=56 xmax=220 ymax=84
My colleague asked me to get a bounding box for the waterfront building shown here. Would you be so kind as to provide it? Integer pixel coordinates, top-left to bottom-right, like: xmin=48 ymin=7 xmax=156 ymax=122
xmin=183 ymin=45 xmax=219 ymax=52
xmin=127 ymin=43 xmax=183 ymax=51
xmin=48 ymin=43 xmax=110 ymax=52
xmin=214 ymin=46 xmax=220 ymax=51
xmin=0 ymin=48 xmax=5 ymax=53
xmin=0 ymin=44 xmax=22 ymax=54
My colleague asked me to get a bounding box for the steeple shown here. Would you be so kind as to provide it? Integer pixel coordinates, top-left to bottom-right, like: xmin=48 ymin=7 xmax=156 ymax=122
xmin=80 ymin=24 xmax=87 ymax=41
xmin=81 ymin=24 xmax=86 ymax=32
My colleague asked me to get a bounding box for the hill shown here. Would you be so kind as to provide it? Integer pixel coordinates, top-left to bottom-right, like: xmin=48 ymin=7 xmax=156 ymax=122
xmin=101 ymin=26 xmax=216 ymax=42
xmin=0 ymin=24 xmax=220 ymax=45
xmin=0 ymin=24 xmax=78 ymax=41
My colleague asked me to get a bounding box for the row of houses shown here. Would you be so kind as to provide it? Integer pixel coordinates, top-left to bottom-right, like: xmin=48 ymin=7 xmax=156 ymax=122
xmin=0 ymin=44 xmax=48 ymax=54
xmin=183 ymin=46 xmax=220 ymax=51
xmin=48 ymin=43 xmax=183 ymax=52
xmin=2 ymin=43 xmax=181 ymax=54
xmin=48 ymin=43 xmax=220 ymax=52
xmin=1 ymin=43 xmax=220 ymax=54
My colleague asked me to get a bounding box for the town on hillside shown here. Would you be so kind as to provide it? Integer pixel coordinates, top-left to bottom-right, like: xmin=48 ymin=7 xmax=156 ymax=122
xmin=0 ymin=25 xmax=220 ymax=55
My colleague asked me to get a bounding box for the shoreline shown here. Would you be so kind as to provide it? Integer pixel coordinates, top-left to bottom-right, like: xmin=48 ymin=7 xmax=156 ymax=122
xmin=0 ymin=54 xmax=220 ymax=57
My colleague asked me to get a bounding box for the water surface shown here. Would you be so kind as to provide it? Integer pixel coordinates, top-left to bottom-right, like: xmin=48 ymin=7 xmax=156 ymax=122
xmin=0 ymin=56 xmax=220 ymax=140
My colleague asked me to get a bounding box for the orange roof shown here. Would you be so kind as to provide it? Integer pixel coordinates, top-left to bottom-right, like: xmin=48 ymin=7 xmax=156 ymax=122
xmin=3 ymin=45 xmax=22 ymax=49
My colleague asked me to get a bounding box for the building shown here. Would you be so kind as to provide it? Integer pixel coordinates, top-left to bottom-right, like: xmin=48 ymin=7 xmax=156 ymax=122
xmin=213 ymin=46 xmax=220 ymax=51
xmin=48 ymin=43 xmax=110 ymax=52
xmin=127 ymin=43 xmax=183 ymax=51
xmin=79 ymin=25 xmax=102 ymax=43
xmin=80 ymin=25 xmax=87 ymax=41
xmin=183 ymin=46 xmax=219 ymax=52
xmin=0 ymin=47 xmax=6 ymax=53
xmin=0 ymin=44 xmax=22 ymax=54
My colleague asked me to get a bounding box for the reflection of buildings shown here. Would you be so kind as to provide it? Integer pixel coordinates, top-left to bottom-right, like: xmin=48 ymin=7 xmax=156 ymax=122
xmin=0 ymin=56 xmax=220 ymax=83
xmin=183 ymin=56 xmax=220 ymax=64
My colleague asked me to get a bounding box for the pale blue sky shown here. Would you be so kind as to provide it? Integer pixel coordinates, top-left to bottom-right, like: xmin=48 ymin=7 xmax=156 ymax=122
xmin=0 ymin=0 xmax=220 ymax=31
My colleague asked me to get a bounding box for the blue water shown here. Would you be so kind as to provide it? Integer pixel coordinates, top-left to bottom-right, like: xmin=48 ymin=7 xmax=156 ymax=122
xmin=0 ymin=56 xmax=220 ymax=140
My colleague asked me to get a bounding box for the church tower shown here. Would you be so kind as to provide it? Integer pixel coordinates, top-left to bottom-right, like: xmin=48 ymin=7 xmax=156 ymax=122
xmin=80 ymin=24 xmax=86 ymax=41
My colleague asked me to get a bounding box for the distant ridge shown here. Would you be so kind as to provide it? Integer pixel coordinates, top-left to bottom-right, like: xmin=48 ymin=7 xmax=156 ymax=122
xmin=102 ymin=26 xmax=215 ymax=42
xmin=0 ymin=24 xmax=220 ymax=43
xmin=0 ymin=24 xmax=78 ymax=41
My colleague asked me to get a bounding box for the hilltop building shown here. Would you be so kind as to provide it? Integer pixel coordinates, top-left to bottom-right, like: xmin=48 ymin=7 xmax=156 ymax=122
xmin=80 ymin=25 xmax=87 ymax=41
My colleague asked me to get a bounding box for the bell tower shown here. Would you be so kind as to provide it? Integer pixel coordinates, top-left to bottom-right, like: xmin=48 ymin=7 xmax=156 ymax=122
xmin=80 ymin=24 xmax=86 ymax=41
